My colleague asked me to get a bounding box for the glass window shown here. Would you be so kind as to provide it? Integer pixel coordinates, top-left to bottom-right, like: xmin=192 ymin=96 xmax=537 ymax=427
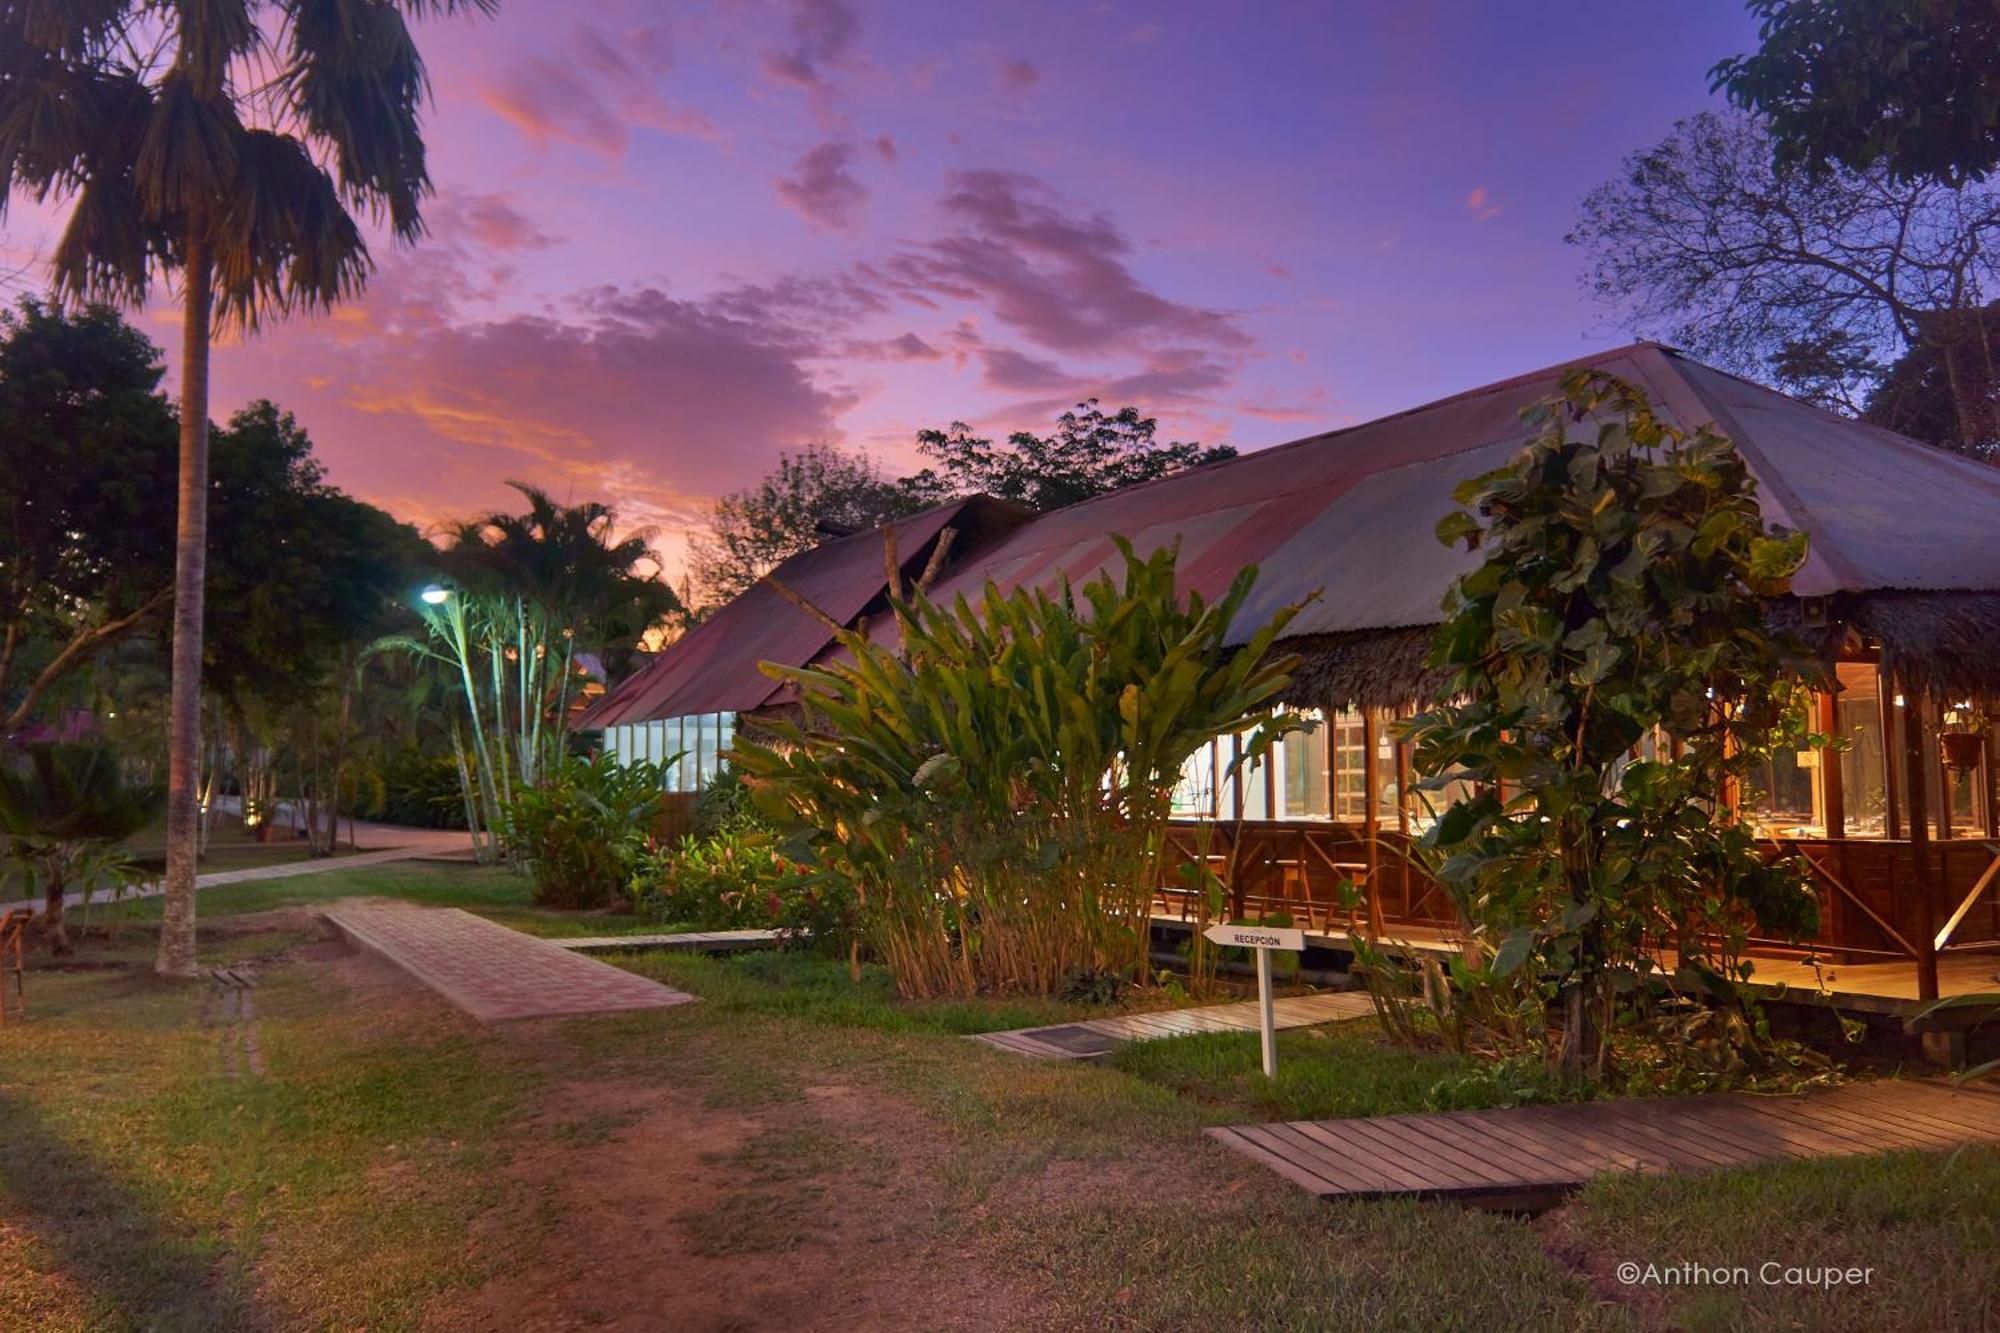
xmin=1172 ymin=741 xmax=1218 ymax=818
xmin=1279 ymin=713 xmax=1330 ymax=820
xmin=1743 ymin=697 xmax=1821 ymax=835
xmin=1332 ymin=711 xmax=1368 ymax=822
xmin=1834 ymin=664 xmax=1889 ymax=837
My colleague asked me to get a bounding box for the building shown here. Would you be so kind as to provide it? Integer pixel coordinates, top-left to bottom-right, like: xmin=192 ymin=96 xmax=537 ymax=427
xmin=583 ymin=344 xmax=2000 ymax=1005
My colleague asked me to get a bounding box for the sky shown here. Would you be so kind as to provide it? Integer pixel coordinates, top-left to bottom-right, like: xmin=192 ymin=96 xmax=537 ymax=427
xmin=1 ymin=0 xmax=1765 ymax=579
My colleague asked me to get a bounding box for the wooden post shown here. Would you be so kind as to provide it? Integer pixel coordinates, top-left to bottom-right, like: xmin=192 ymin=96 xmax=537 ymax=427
xmin=1817 ymin=690 xmax=1845 ymax=838
xmin=1901 ymin=687 xmax=1941 ymax=1002
xmin=1880 ymin=664 xmax=1902 ymax=840
xmin=1361 ymin=709 xmax=1383 ymax=937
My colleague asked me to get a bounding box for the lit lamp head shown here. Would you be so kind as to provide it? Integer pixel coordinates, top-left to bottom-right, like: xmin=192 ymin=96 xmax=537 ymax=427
xmin=420 ymin=584 xmax=452 ymax=606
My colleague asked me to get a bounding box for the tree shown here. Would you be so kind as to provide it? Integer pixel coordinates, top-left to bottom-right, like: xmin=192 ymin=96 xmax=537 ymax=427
xmin=1406 ymin=371 xmax=1822 ymax=1082
xmin=1569 ymin=110 xmax=2000 ymax=453
xmin=1863 ymin=304 xmax=2000 ymax=459
xmin=1713 ymin=0 xmax=2000 ymax=187
xmin=0 ymin=300 xmax=178 ymax=733
xmin=0 ymin=744 xmax=161 ymax=956
xmin=448 ymin=482 xmax=681 ymax=683
xmin=0 ymin=0 xmax=496 ymax=977
xmin=899 ymin=401 xmax=1235 ymax=513
xmin=200 ymin=403 xmax=430 ymax=854
xmin=689 ymin=444 xmax=923 ymax=608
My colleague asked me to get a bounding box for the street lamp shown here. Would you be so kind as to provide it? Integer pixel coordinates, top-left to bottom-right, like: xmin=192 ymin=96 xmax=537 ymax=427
xmin=420 ymin=583 xmax=452 ymax=605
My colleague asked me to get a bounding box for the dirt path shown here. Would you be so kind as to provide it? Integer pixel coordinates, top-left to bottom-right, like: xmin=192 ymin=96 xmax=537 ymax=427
xmin=429 ymin=1030 xmax=1030 ymax=1332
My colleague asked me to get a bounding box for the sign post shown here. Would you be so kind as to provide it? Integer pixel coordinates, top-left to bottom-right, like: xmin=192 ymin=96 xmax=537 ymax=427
xmin=1202 ymin=922 xmax=1306 ymax=1079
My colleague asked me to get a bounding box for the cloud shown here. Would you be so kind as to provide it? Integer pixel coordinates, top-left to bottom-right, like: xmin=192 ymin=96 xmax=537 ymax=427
xmin=438 ymin=192 xmax=559 ymax=252
xmin=848 ymin=332 xmax=944 ymax=361
xmin=481 ymin=26 xmax=715 ymax=156
xmin=883 ymin=169 xmax=1250 ymax=358
xmin=980 ymin=346 xmax=1073 ymax=392
xmin=1464 ymin=186 xmax=1502 ymax=221
xmin=993 ymin=58 xmax=1041 ymax=93
xmin=872 ymin=133 xmax=899 ymax=162
xmin=763 ymin=0 xmax=860 ymax=89
xmin=776 ymin=141 xmax=867 ymax=229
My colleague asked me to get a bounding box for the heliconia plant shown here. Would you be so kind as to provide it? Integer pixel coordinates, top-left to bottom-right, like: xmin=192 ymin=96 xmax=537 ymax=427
xmin=734 ymin=538 xmax=1308 ymax=999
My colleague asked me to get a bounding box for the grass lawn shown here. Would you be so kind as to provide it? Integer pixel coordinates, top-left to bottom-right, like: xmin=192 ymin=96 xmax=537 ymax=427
xmin=119 ymin=812 xmax=360 ymax=874
xmin=94 ymin=862 xmax=681 ymax=941
xmin=4 ymin=861 xmax=1996 ymax=1330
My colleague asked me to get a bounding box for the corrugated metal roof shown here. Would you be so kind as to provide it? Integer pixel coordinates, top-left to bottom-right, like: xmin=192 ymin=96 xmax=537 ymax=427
xmin=586 ymin=343 xmax=2000 ymax=726
xmin=904 ymin=343 xmax=2000 ymax=646
xmin=579 ymin=496 xmax=1031 ymax=728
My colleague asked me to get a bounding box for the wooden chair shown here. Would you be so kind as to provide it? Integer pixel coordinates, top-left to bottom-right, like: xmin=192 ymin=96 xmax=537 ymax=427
xmin=0 ymin=908 xmax=27 ymax=1026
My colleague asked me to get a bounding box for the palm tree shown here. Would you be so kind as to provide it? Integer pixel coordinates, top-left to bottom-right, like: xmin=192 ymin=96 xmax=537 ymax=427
xmin=0 ymin=744 xmax=162 ymax=956
xmin=0 ymin=0 xmax=495 ymax=976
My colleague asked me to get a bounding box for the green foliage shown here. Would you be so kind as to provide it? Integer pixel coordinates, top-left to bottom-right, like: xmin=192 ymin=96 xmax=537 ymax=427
xmin=735 ymin=539 xmax=1305 ymax=998
xmin=502 ymin=751 xmax=664 ymax=909
xmin=0 ymin=743 xmax=161 ymax=951
xmin=630 ymin=828 xmax=851 ymax=944
xmin=1714 ymin=0 xmax=2000 ymax=187
xmin=361 ymin=745 xmax=469 ymax=829
xmin=1402 ymin=370 xmax=1824 ymax=1082
xmin=899 ymin=400 xmax=1237 ymax=513
xmin=690 ymin=443 xmax=927 ymax=608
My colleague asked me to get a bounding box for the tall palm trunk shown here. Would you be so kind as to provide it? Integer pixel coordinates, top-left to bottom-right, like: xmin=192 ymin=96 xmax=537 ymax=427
xmin=157 ymin=239 xmax=211 ymax=979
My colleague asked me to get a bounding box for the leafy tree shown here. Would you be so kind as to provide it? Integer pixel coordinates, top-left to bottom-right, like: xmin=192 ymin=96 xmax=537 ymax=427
xmin=1569 ymin=110 xmax=2000 ymax=453
xmin=898 ymin=400 xmax=1235 ymax=513
xmin=689 ymin=444 xmax=923 ymax=608
xmin=0 ymin=743 xmax=161 ymax=956
xmin=0 ymin=300 xmax=178 ymax=733
xmin=1863 ymin=304 xmax=2000 ymax=460
xmin=1714 ymin=0 xmax=2000 ymax=186
xmin=0 ymin=0 xmax=495 ymax=976
xmin=205 ymin=403 xmax=430 ymax=707
xmin=447 ymin=481 xmax=681 ymax=682
xmin=1406 ymin=371 xmax=1822 ymax=1083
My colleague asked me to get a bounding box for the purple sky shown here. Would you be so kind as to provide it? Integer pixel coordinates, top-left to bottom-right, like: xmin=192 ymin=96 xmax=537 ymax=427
xmin=2 ymin=0 xmax=1762 ymax=576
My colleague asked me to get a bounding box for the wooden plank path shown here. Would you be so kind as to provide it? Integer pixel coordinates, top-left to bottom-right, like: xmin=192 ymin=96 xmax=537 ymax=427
xmin=1210 ymin=1079 xmax=2000 ymax=1210
xmin=972 ymin=990 xmax=1377 ymax=1060
xmin=552 ymin=929 xmax=784 ymax=955
xmin=326 ymin=901 xmax=695 ymax=1022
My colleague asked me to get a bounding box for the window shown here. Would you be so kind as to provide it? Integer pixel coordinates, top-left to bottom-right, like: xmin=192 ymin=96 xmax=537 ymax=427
xmin=1834 ymin=664 xmax=1889 ymax=837
xmin=1277 ymin=713 xmax=1331 ymax=820
xmin=603 ymin=712 xmax=738 ymax=793
xmin=1171 ymin=741 xmax=1219 ymax=818
xmin=1332 ymin=712 xmax=1368 ymax=822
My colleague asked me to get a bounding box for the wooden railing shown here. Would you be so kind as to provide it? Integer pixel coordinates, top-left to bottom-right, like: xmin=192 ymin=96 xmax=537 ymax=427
xmin=1161 ymin=820 xmax=2000 ymax=961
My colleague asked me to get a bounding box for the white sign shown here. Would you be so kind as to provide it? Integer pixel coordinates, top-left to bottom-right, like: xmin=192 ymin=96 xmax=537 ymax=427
xmin=1201 ymin=921 xmax=1305 ymax=1079
xmin=1203 ymin=923 xmax=1305 ymax=952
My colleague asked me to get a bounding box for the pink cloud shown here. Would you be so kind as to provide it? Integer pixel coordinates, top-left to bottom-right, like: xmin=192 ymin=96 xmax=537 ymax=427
xmin=438 ymin=192 xmax=559 ymax=252
xmin=1464 ymin=186 xmax=1502 ymax=221
xmin=884 ymin=170 xmax=1251 ymax=358
xmin=776 ymin=141 xmax=868 ymax=229
xmin=480 ymin=27 xmax=715 ymax=156
xmin=993 ymin=58 xmax=1041 ymax=93
xmin=763 ymin=0 xmax=860 ymax=89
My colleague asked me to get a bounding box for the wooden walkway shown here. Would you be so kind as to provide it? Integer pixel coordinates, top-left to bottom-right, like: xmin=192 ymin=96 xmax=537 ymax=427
xmin=326 ymin=901 xmax=695 ymax=1022
xmin=552 ymin=929 xmax=784 ymax=954
xmin=972 ymin=990 xmax=1376 ymax=1060
xmin=1210 ymin=1079 xmax=2000 ymax=1210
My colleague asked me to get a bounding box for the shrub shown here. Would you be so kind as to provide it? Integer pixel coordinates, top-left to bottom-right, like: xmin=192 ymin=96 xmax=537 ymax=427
xmin=366 ymin=745 xmax=469 ymax=829
xmin=631 ymin=828 xmax=852 ymax=946
xmin=735 ymin=540 xmax=1307 ymax=999
xmin=504 ymin=751 xmax=665 ymax=909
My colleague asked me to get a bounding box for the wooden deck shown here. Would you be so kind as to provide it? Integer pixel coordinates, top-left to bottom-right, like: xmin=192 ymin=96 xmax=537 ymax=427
xmin=1148 ymin=913 xmax=2000 ymax=1012
xmin=1209 ymin=1079 xmax=2000 ymax=1210
xmin=972 ymin=990 xmax=1377 ymax=1060
xmin=551 ymin=929 xmax=785 ymax=954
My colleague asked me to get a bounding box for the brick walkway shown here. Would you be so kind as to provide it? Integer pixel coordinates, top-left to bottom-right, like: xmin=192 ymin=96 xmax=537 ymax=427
xmin=325 ymin=901 xmax=695 ymax=1022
